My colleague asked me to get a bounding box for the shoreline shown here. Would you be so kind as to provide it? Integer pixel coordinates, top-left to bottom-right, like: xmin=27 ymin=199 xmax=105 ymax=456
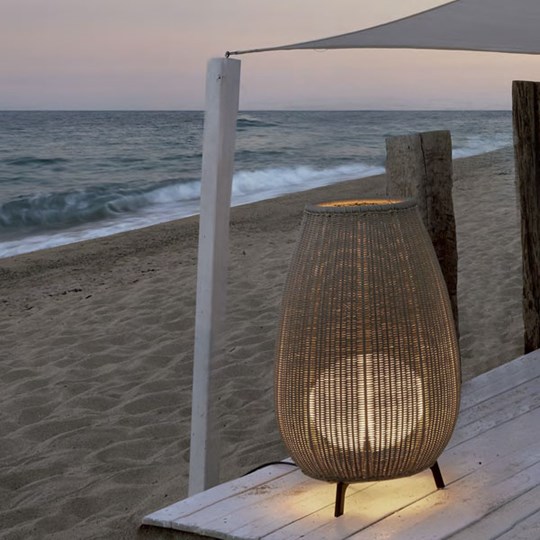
xmin=0 ymin=145 xmax=511 ymax=269
xmin=0 ymin=146 xmax=523 ymax=539
xmin=0 ymin=142 xmax=512 ymax=262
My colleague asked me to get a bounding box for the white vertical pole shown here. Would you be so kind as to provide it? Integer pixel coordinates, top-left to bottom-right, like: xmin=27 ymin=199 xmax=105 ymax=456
xmin=188 ymin=57 xmax=241 ymax=496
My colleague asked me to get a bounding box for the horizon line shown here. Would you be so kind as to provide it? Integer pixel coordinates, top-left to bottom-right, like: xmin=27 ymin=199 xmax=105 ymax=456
xmin=0 ymin=108 xmax=512 ymax=113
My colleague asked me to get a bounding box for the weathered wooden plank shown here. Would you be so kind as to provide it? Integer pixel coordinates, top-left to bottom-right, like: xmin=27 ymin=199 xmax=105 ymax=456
xmin=494 ymin=508 xmax=540 ymax=540
xmin=263 ymin=473 xmax=437 ymax=540
xmin=349 ymin=459 xmax=540 ymax=540
xmin=184 ymin=473 xmax=366 ymax=540
xmin=386 ymin=130 xmax=459 ymax=335
xmin=447 ymin=484 xmax=540 ymax=540
xmin=173 ymin=470 xmax=319 ymax=536
xmin=449 ymin=375 xmax=540 ymax=448
xmin=441 ymin=406 xmax=540 ymax=484
xmin=512 ymin=80 xmax=540 ymax=354
xmin=167 ymin=469 xmax=367 ymax=539
xmin=143 ymin=463 xmax=296 ymax=528
xmin=459 ymin=350 xmax=540 ymax=411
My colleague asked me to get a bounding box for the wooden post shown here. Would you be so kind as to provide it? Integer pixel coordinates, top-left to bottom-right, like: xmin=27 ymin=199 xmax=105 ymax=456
xmin=512 ymin=81 xmax=540 ymax=354
xmin=386 ymin=130 xmax=459 ymax=335
xmin=189 ymin=57 xmax=241 ymax=495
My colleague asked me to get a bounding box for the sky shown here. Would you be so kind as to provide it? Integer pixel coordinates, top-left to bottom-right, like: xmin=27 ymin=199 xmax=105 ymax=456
xmin=1 ymin=0 xmax=539 ymax=110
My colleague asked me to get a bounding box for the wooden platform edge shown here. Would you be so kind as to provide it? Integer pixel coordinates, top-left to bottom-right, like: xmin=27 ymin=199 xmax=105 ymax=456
xmin=142 ymin=461 xmax=297 ymax=530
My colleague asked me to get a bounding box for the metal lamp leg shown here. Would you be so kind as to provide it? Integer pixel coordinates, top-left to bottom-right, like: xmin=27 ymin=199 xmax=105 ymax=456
xmin=430 ymin=461 xmax=446 ymax=489
xmin=334 ymin=482 xmax=349 ymax=517
xmin=334 ymin=463 xmax=444 ymax=518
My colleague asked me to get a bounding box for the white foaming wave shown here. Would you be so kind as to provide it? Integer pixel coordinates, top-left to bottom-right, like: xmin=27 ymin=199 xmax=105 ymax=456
xmin=452 ymin=135 xmax=512 ymax=159
xmin=0 ymin=200 xmax=199 ymax=259
xmin=232 ymin=163 xmax=385 ymax=201
xmin=142 ymin=180 xmax=201 ymax=204
xmin=0 ymin=162 xmax=384 ymax=258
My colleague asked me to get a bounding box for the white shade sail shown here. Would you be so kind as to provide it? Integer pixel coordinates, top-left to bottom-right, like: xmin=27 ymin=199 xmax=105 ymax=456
xmin=227 ymin=0 xmax=540 ymax=56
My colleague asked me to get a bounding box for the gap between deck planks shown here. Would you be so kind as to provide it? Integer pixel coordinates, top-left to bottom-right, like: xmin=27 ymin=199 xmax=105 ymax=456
xmin=143 ymin=350 xmax=540 ymax=540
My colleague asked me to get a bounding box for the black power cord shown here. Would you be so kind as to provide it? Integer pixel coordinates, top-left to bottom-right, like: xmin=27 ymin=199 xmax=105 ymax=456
xmin=243 ymin=461 xmax=298 ymax=476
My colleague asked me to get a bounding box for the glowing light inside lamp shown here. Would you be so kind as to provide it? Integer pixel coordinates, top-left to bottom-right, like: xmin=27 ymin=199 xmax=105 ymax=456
xmin=308 ymin=354 xmax=424 ymax=452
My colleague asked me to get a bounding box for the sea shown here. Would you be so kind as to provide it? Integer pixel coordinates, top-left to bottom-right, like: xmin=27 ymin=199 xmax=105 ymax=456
xmin=0 ymin=110 xmax=512 ymax=259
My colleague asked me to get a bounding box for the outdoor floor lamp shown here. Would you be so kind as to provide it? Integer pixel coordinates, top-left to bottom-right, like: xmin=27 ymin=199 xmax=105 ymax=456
xmin=275 ymin=198 xmax=461 ymax=517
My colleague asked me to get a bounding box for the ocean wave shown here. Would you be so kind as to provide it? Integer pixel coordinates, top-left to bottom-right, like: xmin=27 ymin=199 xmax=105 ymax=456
xmin=0 ymin=180 xmax=201 ymax=232
xmin=453 ymin=135 xmax=511 ymax=158
xmin=237 ymin=116 xmax=279 ymax=129
xmin=232 ymin=163 xmax=384 ymax=200
xmin=4 ymin=156 xmax=69 ymax=166
xmin=0 ymin=162 xmax=383 ymax=238
xmin=0 ymin=137 xmax=508 ymax=242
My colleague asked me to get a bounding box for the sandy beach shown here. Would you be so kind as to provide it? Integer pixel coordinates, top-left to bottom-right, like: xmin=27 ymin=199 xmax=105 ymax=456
xmin=0 ymin=146 xmax=523 ymax=539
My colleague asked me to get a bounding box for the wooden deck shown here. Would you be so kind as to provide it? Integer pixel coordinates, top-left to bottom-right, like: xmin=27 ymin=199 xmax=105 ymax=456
xmin=143 ymin=350 xmax=540 ymax=539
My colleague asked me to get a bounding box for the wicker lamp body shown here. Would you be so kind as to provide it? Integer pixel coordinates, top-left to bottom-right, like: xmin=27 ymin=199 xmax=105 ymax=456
xmin=275 ymin=199 xmax=461 ymax=484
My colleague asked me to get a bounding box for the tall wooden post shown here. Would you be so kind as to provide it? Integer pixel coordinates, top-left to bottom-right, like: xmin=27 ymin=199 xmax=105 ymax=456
xmin=512 ymin=81 xmax=540 ymax=354
xmin=386 ymin=130 xmax=459 ymax=336
xmin=189 ymin=57 xmax=241 ymax=495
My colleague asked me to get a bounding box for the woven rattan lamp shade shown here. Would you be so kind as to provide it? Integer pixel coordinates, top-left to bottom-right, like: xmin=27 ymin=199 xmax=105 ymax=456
xmin=275 ymin=198 xmax=461 ymax=512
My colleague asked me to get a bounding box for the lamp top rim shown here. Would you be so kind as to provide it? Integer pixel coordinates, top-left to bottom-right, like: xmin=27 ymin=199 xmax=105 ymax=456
xmin=306 ymin=198 xmax=416 ymax=214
